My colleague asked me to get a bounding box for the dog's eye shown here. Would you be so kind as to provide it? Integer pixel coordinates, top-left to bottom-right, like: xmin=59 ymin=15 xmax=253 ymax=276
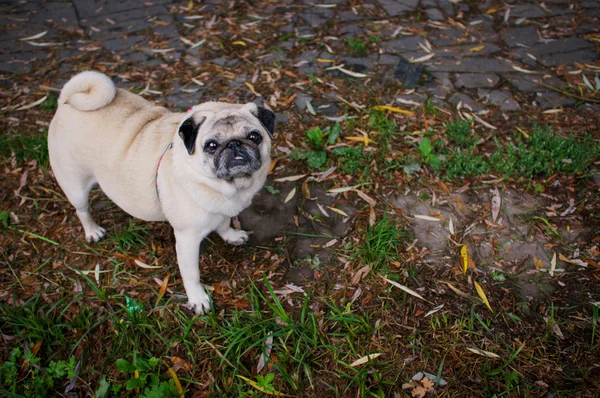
xmin=247 ymin=131 xmax=262 ymax=143
xmin=204 ymin=140 xmax=218 ymax=152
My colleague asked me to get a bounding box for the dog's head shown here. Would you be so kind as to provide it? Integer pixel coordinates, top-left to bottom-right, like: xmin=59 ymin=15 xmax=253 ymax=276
xmin=177 ymin=102 xmax=275 ymax=182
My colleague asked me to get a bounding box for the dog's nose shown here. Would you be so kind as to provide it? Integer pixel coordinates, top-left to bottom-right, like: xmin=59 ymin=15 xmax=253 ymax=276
xmin=228 ymin=140 xmax=242 ymax=149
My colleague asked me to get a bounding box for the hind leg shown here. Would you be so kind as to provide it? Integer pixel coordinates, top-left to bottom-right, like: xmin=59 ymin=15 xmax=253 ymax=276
xmin=52 ymin=164 xmax=106 ymax=242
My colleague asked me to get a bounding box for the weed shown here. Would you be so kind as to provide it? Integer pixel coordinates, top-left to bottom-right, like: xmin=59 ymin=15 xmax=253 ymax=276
xmin=263 ymin=185 xmax=280 ymax=195
xmin=40 ymin=93 xmax=58 ymax=113
xmin=114 ymin=356 xmax=181 ymax=397
xmin=347 ymin=37 xmax=367 ymax=55
xmin=0 ymin=130 xmax=49 ymax=167
xmin=419 ymin=137 xmax=442 ymax=169
xmin=0 ymin=346 xmax=77 ymax=397
xmin=423 ymin=98 xmax=436 ymax=116
xmin=104 ymin=220 xmax=148 ymax=253
xmin=445 ymin=148 xmax=489 ymax=179
xmin=332 ymin=146 xmax=364 ymax=174
xmin=289 ymin=123 xmax=343 ymax=170
xmin=356 ymin=216 xmax=407 ymax=272
xmin=445 ymin=120 xmax=477 ymax=148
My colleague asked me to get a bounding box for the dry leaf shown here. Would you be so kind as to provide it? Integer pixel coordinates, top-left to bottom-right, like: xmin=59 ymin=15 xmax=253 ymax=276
xmin=353 ymin=189 xmax=377 ymax=206
xmin=155 ymin=274 xmax=170 ymax=306
xmin=371 ymin=105 xmax=415 ymax=116
xmin=349 ymin=353 xmax=382 ymax=367
xmin=134 ymin=259 xmax=161 ymax=269
xmin=351 ymin=265 xmax=370 ymax=285
xmin=344 ymin=136 xmax=374 ymax=146
xmin=491 ymin=187 xmax=501 ymax=224
xmin=328 ymin=185 xmax=358 ymax=193
xmin=284 ymin=187 xmax=296 ymax=203
xmin=414 ymin=214 xmax=441 ymax=222
xmin=327 ymin=206 xmax=348 ymax=217
xmin=237 ymin=375 xmax=285 ymax=396
xmin=380 ymin=275 xmax=429 ymax=302
xmin=273 ymin=174 xmax=306 ymax=182
xmin=467 ymin=347 xmax=500 ymax=358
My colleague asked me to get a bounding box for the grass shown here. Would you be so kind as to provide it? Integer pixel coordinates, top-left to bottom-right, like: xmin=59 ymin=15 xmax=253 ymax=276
xmin=347 ymin=37 xmax=368 ymax=56
xmin=0 ymin=129 xmax=49 ymax=167
xmin=355 ymin=216 xmax=408 ymax=272
xmin=103 ymin=220 xmax=149 ymax=254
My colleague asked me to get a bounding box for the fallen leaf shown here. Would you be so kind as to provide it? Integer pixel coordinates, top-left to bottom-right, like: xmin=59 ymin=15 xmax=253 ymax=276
xmin=284 ymin=187 xmax=296 ymax=203
xmin=460 ymin=245 xmax=469 ymax=274
xmin=410 ymin=53 xmax=435 ymax=63
xmin=425 ymin=304 xmax=444 ymax=317
xmin=232 ymin=40 xmax=246 ymax=46
xmin=133 ymin=259 xmax=161 ymax=269
xmin=344 ymin=136 xmax=374 ymax=146
xmin=372 ymin=105 xmax=415 ymax=116
xmin=381 ymin=275 xmax=429 ymax=302
xmin=237 ymin=375 xmax=285 ymax=396
xmin=325 ymin=65 xmax=368 ymax=78
xmin=550 ymin=252 xmax=557 ymax=276
xmin=414 ymin=214 xmax=441 ymax=222
xmin=273 ymin=174 xmax=306 ymax=182
xmin=351 ymin=265 xmax=370 ymax=285
xmin=256 ymin=332 xmax=273 ymax=373
xmin=327 ymin=206 xmax=348 ymax=217
xmin=474 ymin=281 xmax=493 ymax=312
xmin=491 ymin=187 xmax=501 ymax=224
xmin=328 ymin=185 xmax=359 ymax=193
xmin=16 ymin=95 xmax=47 ymax=111
xmin=164 ymin=361 xmax=184 ymax=398
xmin=533 ymin=257 xmax=544 ymax=270
xmin=469 ymin=45 xmax=485 ymax=52
xmin=467 ymin=347 xmax=500 ymax=358
xmin=353 ymin=189 xmax=377 ymax=206
xmin=349 ymin=353 xmax=382 ymax=367
xmin=155 ymin=274 xmax=170 ymax=305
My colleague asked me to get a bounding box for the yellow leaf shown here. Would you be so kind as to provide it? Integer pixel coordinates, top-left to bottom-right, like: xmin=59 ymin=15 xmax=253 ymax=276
xmin=164 ymin=362 xmax=184 ymax=398
xmin=533 ymin=257 xmax=544 ymax=270
xmin=460 ymin=245 xmax=469 ymax=274
xmin=237 ymin=375 xmax=286 ymax=396
xmin=188 ymin=0 xmax=193 ymax=9
xmin=232 ymin=40 xmax=247 ymax=46
xmin=486 ymin=7 xmax=500 ymax=14
xmin=245 ymin=82 xmax=258 ymax=95
xmin=467 ymin=347 xmax=500 ymax=359
xmin=474 ymin=281 xmax=493 ymax=312
xmin=345 ymin=136 xmax=374 ymax=146
xmin=316 ymin=58 xmax=334 ymax=63
xmin=469 ymin=45 xmax=485 ymax=52
xmin=371 ymin=105 xmax=415 ymax=116
xmin=327 ymin=206 xmax=349 ymax=217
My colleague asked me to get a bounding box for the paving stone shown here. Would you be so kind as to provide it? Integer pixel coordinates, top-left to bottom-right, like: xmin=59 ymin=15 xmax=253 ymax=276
xmin=393 ymin=58 xmax=424 ymax=88
xmin=73 ymin=0 xmax=171 ymax=19
xmin=478 ymin=89 xmax=521 ymax=111
xmin=513 ymin=37 xmax=593 ymax=58
xmin=295 ymin=93 xmax=313 ymax=112
xmin=501 ymin=26 xmax=539 ymax=48
xmin=120 ymin=51 xmax=148 ymax=64
xmin=299 ymin=8 xmax=334 ymax=25
xmin=101 ymin=35 xmax=145 ymax=52
xmin=510 ymin=3 xmax=571 ymax=19
xmin=382 ymin=35 xmax=426 ymax=53
xmin=535 ymin=90 xmax=576 ymax=109
xmin=379 ymin=54 xmax=400 ymax=66
xmin=438 ymin=0 xmax=455 ymax=16
xmin=448 ymin=93 xmax=484 ymax=112
xmin=377 ymin=0 xmax=420 ymax=16
xmin=425 ymin=8 xmax=445 ymax=21
xmin=436 ymin=43 xmax=502 ymax=58
xmin=338 ymin=10 xmax=362 ymax=22
xmin=426 ymin=57 xmax=514 ymax=73
xmin=538 ymin=49 xmax=597 ymax=67
xmin=454 ymin=73 xmax=499 ymax=89
xmin=339 ymin=56 xmax=374 ymax=73
xmin=339 ymin=24 xmax=366 ymax=36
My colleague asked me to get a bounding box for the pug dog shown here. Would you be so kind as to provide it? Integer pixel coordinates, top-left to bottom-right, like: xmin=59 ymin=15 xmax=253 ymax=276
xmin=48 ymin=71 xmax=274 ymax=314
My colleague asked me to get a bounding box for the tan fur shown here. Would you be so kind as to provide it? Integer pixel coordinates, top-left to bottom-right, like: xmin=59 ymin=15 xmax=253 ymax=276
xmin=49 ymin=71 xmax=273 ymax=313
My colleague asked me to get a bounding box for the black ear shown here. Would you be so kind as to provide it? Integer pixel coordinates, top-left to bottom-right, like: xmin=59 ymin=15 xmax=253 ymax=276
xmin=256 ymin=107 xmax=276 ymax=139
xmin=178 ymin=117 xmax=204 ymax=155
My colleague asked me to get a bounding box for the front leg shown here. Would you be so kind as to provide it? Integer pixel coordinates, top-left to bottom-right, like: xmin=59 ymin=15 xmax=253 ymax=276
xmin=174 ymin=229 xmax=210 ymax=314
xmin=216 ymin=217 xmax=248 ymax=246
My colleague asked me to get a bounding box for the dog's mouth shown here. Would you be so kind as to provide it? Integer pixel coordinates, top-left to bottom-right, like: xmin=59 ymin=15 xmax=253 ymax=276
xmin=214 ymin=144 xmax=261 ymax=180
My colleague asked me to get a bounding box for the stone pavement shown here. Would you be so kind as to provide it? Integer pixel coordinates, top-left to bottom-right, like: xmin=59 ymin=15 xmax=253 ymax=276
xmin=1 ymin=0 xmax=598 ymax=113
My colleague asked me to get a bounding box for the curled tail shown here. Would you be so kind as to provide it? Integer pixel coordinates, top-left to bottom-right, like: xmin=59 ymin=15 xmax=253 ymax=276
xmin=58 ymin=71 xmax=116 ymax=111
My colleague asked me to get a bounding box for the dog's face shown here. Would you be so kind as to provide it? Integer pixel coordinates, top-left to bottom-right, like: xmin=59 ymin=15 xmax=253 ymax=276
xmin=177 ymin=102 xmax=275 ymax=182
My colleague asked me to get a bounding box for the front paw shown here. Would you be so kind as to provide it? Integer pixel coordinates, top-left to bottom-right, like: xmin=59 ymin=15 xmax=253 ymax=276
xmin=221 ymin=228 xmax=249 ymax=246
xmin=185 ymin=287 xmax=211 ymax=315
xmin=85 ymin=225 xmax=106 ymax=243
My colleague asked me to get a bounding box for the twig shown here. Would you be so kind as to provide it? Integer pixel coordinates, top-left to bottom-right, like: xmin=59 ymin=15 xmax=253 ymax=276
xmin=536 ymin=81 xmax=600 ymax=103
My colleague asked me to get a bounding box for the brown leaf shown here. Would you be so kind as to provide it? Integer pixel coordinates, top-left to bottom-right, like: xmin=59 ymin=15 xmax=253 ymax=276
xmin=351 ymin=265 xmax=370 ymax=285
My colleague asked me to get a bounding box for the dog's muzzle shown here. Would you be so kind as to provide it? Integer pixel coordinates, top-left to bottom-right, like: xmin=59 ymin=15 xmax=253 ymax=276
xmin=215 ymin=140 xmax=261 ymax=180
